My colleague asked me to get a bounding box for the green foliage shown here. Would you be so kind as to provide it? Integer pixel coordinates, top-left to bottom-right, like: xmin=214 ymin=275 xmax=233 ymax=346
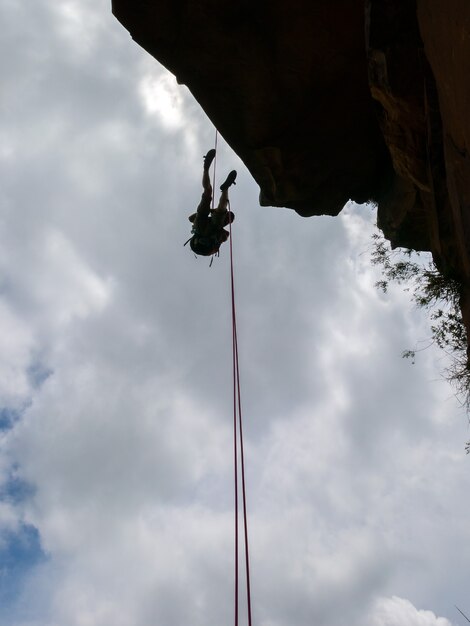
xmin=371 ymin=233 xmax=470 ymax=411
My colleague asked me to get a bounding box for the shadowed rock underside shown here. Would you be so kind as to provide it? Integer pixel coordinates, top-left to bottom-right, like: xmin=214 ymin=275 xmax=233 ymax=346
xmin=112 ymin=0 xmax=470 ymax=348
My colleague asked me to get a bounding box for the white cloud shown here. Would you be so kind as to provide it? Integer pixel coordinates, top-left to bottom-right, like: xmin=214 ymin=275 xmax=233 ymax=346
xmin=51 ymin=0 xmax=109 ymax=59
xmin=34 ymin=228 xmax=113 ymax=326
xmin=139 ymin=73 xmax=186 ymax=130
xmin=368 ymin=596 xmax=454 ymax=626
xmin=0 ymin=501 xmax=19 ymax=543
xmin=0 ymin=302 xmax=35 ymax=408
xmin=1 ymin=1 xmax=469 ymax=626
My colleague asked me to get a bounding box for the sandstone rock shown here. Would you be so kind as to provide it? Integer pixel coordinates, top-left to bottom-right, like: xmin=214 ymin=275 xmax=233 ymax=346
xmin=112 ymin=0 xmax=392 ymax=216
xmin=112 ymin=0 xmax=470 ymax=346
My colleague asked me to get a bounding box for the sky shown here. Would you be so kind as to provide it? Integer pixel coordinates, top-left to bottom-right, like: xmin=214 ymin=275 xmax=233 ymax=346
xmin=1 ymin=1 xmax=470 ymax=625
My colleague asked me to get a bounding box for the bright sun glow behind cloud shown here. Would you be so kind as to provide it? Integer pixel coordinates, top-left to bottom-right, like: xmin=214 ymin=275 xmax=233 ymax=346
xmin=139 ymin=73 xmax=186 ymax=130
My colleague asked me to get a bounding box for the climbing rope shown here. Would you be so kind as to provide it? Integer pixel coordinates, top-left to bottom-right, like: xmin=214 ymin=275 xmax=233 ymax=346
xmin=211 ymin=129 xmax=253 ymax=626
xmin=211 ymin=131 xmax=219 ymax=211
xmin=229 ymin=201 xmax=253 ymax=626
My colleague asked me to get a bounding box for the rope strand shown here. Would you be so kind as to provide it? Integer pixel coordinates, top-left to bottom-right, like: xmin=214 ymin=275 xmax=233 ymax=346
xmin=211 ymin=130 xmax=219 ymax=211
xmin=229 ymin=200 xmax=253 ymax=626
xmin=210 ymin=130 xmax=252 ymax=626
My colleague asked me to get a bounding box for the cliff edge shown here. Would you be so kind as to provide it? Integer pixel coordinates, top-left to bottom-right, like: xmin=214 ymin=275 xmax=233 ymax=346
xmin=112 ymin=0 xmax=470 ymax=345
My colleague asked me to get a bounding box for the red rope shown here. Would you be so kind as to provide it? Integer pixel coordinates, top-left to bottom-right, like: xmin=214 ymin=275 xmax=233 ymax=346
xmin=211 ymin=131 xmax=219 ymax=211
xmin=228 ymin=200 xmax=253 ymax=626
xmin=210 ymin=129 xmax=252 ymax=625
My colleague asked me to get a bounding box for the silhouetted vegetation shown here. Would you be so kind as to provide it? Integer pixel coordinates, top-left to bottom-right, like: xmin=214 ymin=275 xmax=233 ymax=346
xmin=371 ymin=233 xmax=470 ymax=411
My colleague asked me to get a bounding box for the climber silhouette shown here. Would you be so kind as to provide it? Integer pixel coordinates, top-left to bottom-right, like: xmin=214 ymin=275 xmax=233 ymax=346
xmin=186 ymin=149 xmax=237 ymax=257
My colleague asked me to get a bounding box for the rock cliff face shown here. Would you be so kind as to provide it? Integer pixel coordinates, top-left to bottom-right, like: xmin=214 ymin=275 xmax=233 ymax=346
xmin=112 ymin=0 xmax=470 ymax=344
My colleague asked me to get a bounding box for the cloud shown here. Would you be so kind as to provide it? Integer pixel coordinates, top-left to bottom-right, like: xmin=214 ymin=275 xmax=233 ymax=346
xmin=0 ymin=1 xmax=469 ymax=625
xmin=0 ymin=304 xmax=35 ymax=409
xmin=139 ymin=72 xmax=187 ymax=130
xmin=367 ymin=596 xmax=454 ymax=626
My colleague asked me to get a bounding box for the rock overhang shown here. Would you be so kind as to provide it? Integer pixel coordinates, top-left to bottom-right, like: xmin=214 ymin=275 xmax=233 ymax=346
xmin=112 ymin=0 xmax=470 ymax=342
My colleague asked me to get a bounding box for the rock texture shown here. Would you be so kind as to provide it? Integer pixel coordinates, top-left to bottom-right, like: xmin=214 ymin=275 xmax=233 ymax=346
xmin=113 ymin=0 xmax=393 ymax=216
xmin=112 ymin=0 xmax=470 ymax=343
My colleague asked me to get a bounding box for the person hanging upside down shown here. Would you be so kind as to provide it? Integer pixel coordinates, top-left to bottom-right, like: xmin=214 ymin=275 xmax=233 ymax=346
xmin=186 ymin=149 xmax=237 ymax=257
